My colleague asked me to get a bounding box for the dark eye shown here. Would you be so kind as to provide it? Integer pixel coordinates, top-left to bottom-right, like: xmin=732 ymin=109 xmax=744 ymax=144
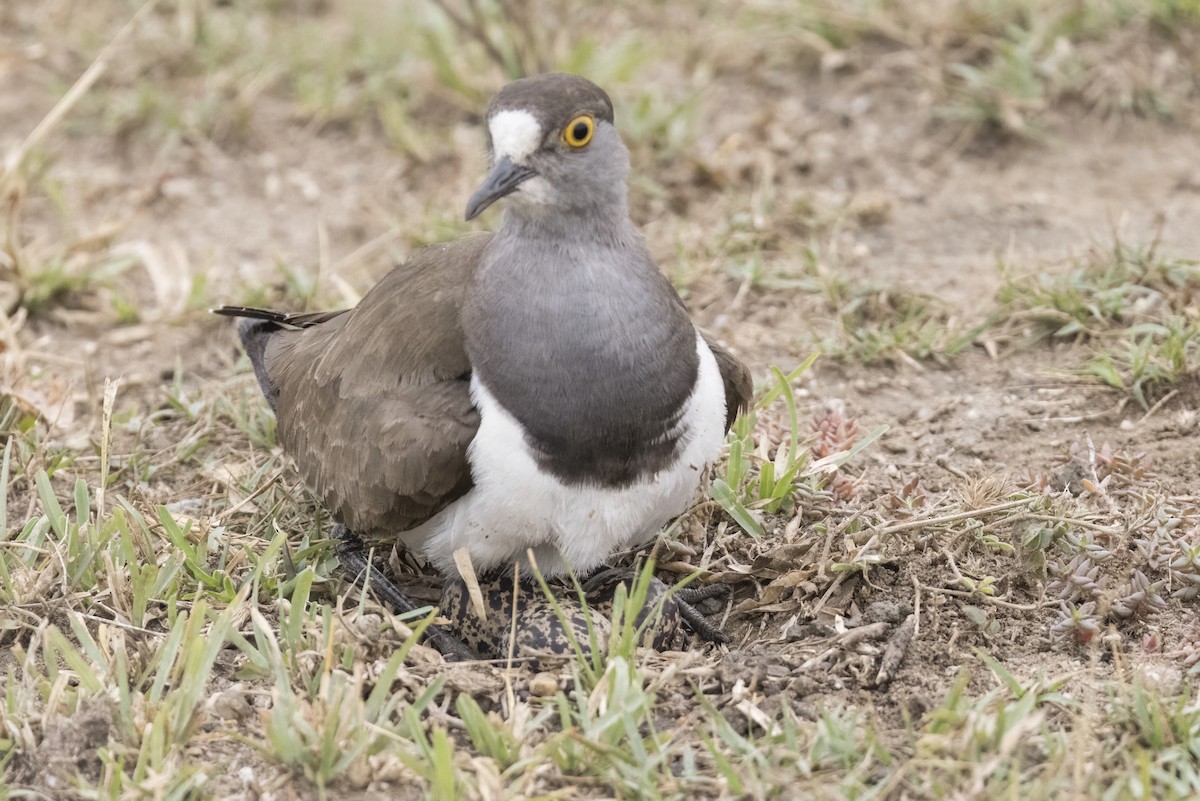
xmin=563 ymin=115 xmax=594 ymax=148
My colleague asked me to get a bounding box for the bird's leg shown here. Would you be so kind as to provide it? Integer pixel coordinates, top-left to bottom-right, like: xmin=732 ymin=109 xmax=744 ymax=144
xmin=672 ymin=583 xmax=732 ymax=644
xmin=581 ymin=566 xmax=732 ymax=647
xmin=333 ymin=524 xmax=477 ymax=661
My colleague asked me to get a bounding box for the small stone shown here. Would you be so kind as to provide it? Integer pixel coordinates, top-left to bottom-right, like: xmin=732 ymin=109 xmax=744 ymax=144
xmin=351 ymin=613 xmax=383 ymax=637
xmin=529 ymin=672 xmax=559 ymax=697
xmin=1134 ymin=660 xmax=1183 ymax=696
xmin=210 ymin=686 xmax=252 ymax=721
xmin=346 ymin=756 xmax=372 ymax=789
xmin=847 ymin=192 xmax=892 ymax=227
xmin=160 ymin=176 xmax=196 ymax=199
xmin=864 ymin=600 xmax=904 ymax=624
xmin=820 ymin=50 xmax=851 ymax=73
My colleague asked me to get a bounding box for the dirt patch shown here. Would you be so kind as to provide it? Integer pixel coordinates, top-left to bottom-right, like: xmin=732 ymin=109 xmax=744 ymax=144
xmin=13 ymin=697 xmax=113 ymax=794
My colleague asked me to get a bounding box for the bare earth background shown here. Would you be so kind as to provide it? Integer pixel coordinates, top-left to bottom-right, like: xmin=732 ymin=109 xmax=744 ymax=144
xmin=2 ymin=1 xmax=1200 ymax=799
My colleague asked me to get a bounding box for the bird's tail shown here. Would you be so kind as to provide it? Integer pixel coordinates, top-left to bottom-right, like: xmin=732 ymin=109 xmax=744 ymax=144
xmin=212 ymin=305 xmax=349 ymax=410
xmin=211 ymin=305 xmax=345 ymax=329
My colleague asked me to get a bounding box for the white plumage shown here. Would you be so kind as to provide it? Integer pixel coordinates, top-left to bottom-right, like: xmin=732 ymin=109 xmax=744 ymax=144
xmin=400 ymin=332 xmax=727 ymax=577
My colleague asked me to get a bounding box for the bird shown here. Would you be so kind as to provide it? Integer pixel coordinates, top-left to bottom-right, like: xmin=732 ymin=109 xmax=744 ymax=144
xmin=215 ymin=73 xmax=751 ymax=658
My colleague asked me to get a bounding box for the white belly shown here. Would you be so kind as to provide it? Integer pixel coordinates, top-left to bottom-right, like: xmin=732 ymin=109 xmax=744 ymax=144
xmin=400 ymin=331 xmax=727 ymax=578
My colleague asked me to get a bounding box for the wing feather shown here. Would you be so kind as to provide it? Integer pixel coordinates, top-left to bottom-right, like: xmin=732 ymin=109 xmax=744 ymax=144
xmin=219 ymin=234 xmax=491 ymax=536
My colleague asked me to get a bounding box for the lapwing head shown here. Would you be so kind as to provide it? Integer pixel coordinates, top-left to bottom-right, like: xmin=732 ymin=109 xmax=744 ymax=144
xmin=465 ymin=73 xmax=628 ymax=222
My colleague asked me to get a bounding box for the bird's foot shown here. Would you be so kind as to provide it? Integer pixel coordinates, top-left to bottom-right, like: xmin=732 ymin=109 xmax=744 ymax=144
xmin=581 ymin=566 xmax=732 ymax=648
xmin=674 ymin=582 xmax=733 ymax=644
xmin=333 ymin=525 xmax=477 ymax=661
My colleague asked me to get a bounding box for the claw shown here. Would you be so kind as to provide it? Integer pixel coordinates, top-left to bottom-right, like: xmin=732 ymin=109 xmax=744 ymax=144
xmin=582 ymin=565 xmax=732 ymax=646
xmin=675 ymin=596 xmax=731 ymax=644
xmin=334 ymin=525 xmax=478 ymax=661
xmin=675 ymin=583 xmax=730 ymax=605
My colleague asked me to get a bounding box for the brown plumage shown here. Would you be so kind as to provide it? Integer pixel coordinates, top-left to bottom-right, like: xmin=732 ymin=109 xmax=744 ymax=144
xmin=215 ymin=232 xmax=750 ymax=544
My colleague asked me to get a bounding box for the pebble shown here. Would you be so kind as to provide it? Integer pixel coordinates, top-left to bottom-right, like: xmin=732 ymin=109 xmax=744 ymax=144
xmin=210 ymin=686 xmax=252 ymax=721
xmin=529 ymin=672 xmax=559 ymax=697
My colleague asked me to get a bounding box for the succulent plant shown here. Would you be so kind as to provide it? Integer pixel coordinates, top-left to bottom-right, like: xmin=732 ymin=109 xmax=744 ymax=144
xmin=1169 ymin=541 xmax=1200 ymax=600
xmin=1165 ymin=621 xmax=1200 ymax=669
xmin=1093 ymin=444 xmax=1154 ymax=490
xmin=1051 ymin=601 xmax=1102 ymax=647
xmin=1110 ymin=570 xmax=1167 ymax=620
xmin=811 ymin=408 xmax=861 ymax=460
xmin=1048 ymin=554 xmax=1107 ymax=603
xmin=1063 ymin=531 xmax=1112 ymax=562
xmin=1134 ymin=527 xmax=1172 ymax=572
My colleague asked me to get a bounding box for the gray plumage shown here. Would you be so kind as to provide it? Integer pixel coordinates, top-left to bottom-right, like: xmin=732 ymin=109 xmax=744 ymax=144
xmin=215 ymin=73 xmax=752 ymax=568
xmin=465 ymin=199 xmax=700 ymax=488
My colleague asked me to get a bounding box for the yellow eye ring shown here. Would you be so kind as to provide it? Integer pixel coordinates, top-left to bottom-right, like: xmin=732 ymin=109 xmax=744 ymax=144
xmin=563 ymin=115 xmax=595 ymax=148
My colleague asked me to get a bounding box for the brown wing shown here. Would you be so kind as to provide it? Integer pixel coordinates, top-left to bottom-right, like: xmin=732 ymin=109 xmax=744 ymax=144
xmin=231 ymin=234 xmax=491 ymax=537
xmin=701 ymin=331 xmax=752 ymax=431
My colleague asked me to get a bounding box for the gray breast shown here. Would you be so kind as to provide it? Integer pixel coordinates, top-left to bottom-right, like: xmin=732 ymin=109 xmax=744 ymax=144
xmin=463 ymin=229 xmax=699 ymax=488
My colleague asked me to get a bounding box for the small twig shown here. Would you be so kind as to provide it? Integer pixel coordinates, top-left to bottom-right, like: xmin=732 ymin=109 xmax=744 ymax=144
xmin=935 ymin=453 xmax=970 ymax=480
xmin=911 ymin=574 xmax=922 ymax=639
xmin=81 ymin=612 xmax=166 ymax=638
xmin=874 ymin=613 xmax=915 ymax=687
xmin=213 ymin=468 xmax=285 ymax=523
xmin=810 ymin=572 xmax=848 ymax=618
xmin=816 ymin=511 xmax=860 ymax=582
xmin=0 ymin=541 xmax=52 ymax=555
xmin=918 ymin=583 xmax=1058 ymax=611
xmin=830 ymin=620 xmax=889 ymax=646
xmin=5 ymin=604 xmax=49 ymax=625
xmin=940 ymin=546 xmax=965 ymax=583
xmin=429 ymin=0 xmax=513 ymax=76
xmin=1024 ymin=513 xmax=1122 ymax=536
xmin=502 ymin=562 xmax=519 ymax=717
xmin=946 ymin=623 xmax=961 ymax=652
xmin=96 ymin=378 xmax=119 ymax=520
xmin=1085 ymin=434 xmax=1101 ymax=488
xmin=453 ymin=546 xmax=487 ymax=622
xmin=1137 ymin=388 xmax=1179 ymax=426
xmin=10 ymin=350 xmax=86 ymax=368
xmin=873 ymin=497 xmax=1037 ymax=538
xmin=4 ymin=0 xmax=162 ymax=180
xmin=798 ymin=648 xmax=836 ymax=672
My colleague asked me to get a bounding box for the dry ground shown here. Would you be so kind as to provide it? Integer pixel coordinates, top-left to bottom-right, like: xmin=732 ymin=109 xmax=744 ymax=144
xmin=2 ymin=1 xmax=1200 ymax=799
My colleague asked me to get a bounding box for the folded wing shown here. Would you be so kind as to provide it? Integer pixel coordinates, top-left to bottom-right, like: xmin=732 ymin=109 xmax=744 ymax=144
xmin=215 ymin=235 xmax=491 ymax=536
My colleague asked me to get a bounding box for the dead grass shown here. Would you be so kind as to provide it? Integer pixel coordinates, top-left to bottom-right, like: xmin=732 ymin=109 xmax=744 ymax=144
xmin=2 ymin=0 xmax=1200 ymax=799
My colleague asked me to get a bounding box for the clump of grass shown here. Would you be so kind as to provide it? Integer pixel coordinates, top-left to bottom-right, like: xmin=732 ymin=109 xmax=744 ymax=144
xmin=998 ymin=239 xmax=1200 ymax=406
xmin=940 ymin=22 xmax=1067 ymax=137
xmin=746 ymin=0 xmax=1200 ymax=137
xmin=1082 ymin=316 xmax=1200 ymax=408
xmin=998 ymin=239 xmax=1200 ymax=339
xmin=712 ymin=356 xmax=886 ymax=538
xmin=1147 ymin=0 xmax=1200 ymax=30
xmin=828 ymin=286 xmax=992 ymax=364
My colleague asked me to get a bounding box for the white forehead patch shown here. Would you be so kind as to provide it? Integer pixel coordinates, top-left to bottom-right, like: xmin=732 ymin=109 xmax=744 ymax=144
xmin=488 ymin=109 xmax=542 ymax=163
